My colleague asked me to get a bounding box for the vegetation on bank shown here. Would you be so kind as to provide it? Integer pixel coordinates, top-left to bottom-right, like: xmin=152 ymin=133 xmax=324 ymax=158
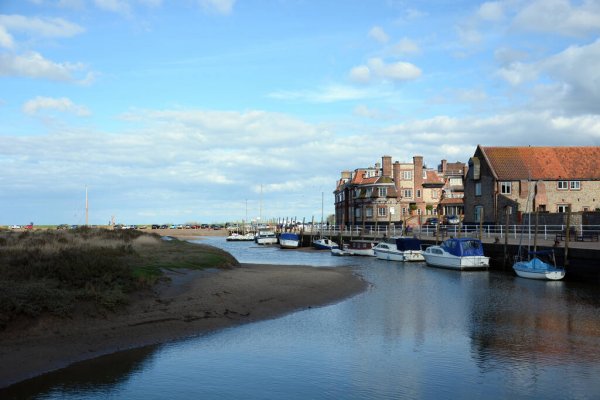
xmin=0 ymin=227 xmax=238 ymax=329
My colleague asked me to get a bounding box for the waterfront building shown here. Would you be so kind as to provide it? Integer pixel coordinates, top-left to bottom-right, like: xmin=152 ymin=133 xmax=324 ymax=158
xmin=334 ymin=155 xmax=465 ymax=229
xmin=463 ymin=145 xmax=600 ymax=225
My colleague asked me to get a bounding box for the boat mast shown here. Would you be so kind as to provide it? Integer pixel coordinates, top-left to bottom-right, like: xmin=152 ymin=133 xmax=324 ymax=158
xmin=85 ymin=185 xmax=88 ymax=226
xmin=321 ymin=191 xmax=324 ymax=239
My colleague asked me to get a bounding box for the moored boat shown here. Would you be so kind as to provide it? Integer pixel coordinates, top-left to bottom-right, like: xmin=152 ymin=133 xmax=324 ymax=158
xmin=226 ymin=232 xmax=255 ymax=241
xmin=373 ymin=237 xmax=424 ymax=262
xmin=346 ymin=239 xmax=377 ymax=256
xmin=423 ymin=238 xmax=489 ymax=270
xmin=255 ymin=230 xmax=278 ymax=245
xmin=312 ymin=237 xmax=338 ymax=250
xmin=513 ymin=250 xmax=565 ymax=281
xmin=279 ymin=232 xmax=301 ymax=249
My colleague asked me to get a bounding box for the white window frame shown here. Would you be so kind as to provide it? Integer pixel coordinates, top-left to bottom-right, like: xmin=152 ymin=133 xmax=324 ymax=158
xmin=402 ymin=171 xmax=412 ymax=180
xmin=570 ymin=181 xmax=581 ymax=190
xmin=557 ymin=204 xmax=569 ymax=213
xmin=379 ymin=187 xmax=387 ymax=197
xmin=416 ymin=189 xmax=421 ymax=198
xmin=365 ymin=207 xmax=373 ymax=217
xmin=500 ymin=181 xmax=511 ymax=195
xmin=378 ymin=207 xmax=387 ymax=217
xmin=557 ymin=181 xmax=568 ymax=190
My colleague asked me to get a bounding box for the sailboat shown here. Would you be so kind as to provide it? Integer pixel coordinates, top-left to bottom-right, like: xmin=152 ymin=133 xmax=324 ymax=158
xmin=512 ymin=182 xmax=565 ymax=281
xmin=312 ymin=191 xmax=338 ymax=250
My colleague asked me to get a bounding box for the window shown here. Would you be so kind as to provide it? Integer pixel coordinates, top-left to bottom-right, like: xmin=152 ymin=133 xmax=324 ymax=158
xmin=403 ymin=189 xmax=413 ymax=198
xmin=474 ymin=205 xmax=483 ymax=222
xmin=557 ymin=181 xmax=568 ymax=190
xmin=500 ymin=182 xmax=511 ymax=194
xmin=379 ymin=187 xmax=387 ymax=197
xmin=432 ymin=189 xmax=438 ymax=199
xmin=366 ymin=188 xmax=373 ymax=197
xmin=557 ymin=204 xmax=569 ymax=213
xmin=354 ymin=189 xmax=360 ymax=198
xmin=378 ymin=207 xmax=387 ymax=217
xmin=423 ymin=170 xmax=427 ymax=179
xmin=416 ymin=189 xmax=421 ymax=198
xmin=475 ymin=182 xmax=482 ymax=196
xmin=402 ymin=171 xmax=412 ymax=180
xmin=570 ymin=181 xmax=581 ymax=190
xmin=449 ymin=177 xmax=462 ymax=186
xmin=355 ymin=208 xmax=361 ymax=218
xmin=402 ymin=207 xmax=407 ymax=215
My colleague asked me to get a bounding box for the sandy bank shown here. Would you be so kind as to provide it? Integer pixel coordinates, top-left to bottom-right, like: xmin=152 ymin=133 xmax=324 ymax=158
xmin=0 ymin=263 xmax=366 ymax=388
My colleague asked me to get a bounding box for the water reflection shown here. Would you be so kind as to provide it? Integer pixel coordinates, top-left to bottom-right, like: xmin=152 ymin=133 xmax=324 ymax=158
xmin=2 ymin=238 xmax=599 ymax=399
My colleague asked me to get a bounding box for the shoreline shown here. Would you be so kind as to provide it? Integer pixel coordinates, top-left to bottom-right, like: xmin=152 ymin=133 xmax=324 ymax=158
xmin=0 ymin=263 xmax=367 ymax=388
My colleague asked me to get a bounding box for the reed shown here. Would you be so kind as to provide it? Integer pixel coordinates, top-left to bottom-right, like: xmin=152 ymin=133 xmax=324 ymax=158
xmin=0 ymin=227 xmax=238 ymax=329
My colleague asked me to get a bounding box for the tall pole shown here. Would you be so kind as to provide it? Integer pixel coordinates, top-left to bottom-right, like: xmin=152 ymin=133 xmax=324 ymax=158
xmin=259 ymin=184 xmax=263 ymax=223
xmin=321 ymin=191 xmax=324 ymax=238
xmin=85 ymin=185 xmax=89 ymax=226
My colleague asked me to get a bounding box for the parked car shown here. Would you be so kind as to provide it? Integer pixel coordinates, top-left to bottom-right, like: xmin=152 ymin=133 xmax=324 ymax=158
xmin=423 ymin=218 xmax=439 ymax=227
xmin=9 ymin=225 xmax=21 ymax=229
xmin=151 ymin=224 xmax=160 ymax=229
xmin=444 ymin=215 xmax=460 ymax=225
xmin=160 ymin=224 xmax=168 ymax=229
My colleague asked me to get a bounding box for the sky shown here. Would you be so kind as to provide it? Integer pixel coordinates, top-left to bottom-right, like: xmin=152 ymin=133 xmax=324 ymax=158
xmin=1 ymin=0 xmax=599 ymax=225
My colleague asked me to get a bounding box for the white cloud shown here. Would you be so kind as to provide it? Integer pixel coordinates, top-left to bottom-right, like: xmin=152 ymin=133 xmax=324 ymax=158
xmin=391 ymin=38 xmax=420 ymax=55
xmin=198 ymin=0 xmax=235 ymax=15
xmin=0 ymin=15 xmax=85 ymax=38
xmin=477 ymin=2 xmax=504 ymax=21
xmin=496 ymin=61 xmax=538 ymax=85
xmin=0 ymin=51 xmax=92 ymax=83
xmin=513 ymin=0 xmax=600 ymax=36
xmin=94 ymin=0 xmax=132 ymax=15
xmin=0 ymin=25 xmax=14 ymax=49
xmin=368 ymin=26 xmax=389 ymax=43
xmin=269 ymin=84 xmax=382 ymax=103
xmin=351 ymin=58 xmax=421 ymax=84
xmin=23 ymin=96 xmax=91 ymax=116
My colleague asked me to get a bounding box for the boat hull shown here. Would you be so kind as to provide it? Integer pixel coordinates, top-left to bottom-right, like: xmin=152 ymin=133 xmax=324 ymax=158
xmin=313 ymin=239 xmax=338 ymax=250
xmin=279 ymin=239 xmax=300 ymax=249
xmin=423 ymin=253 xmax=489 ymax=270
xmin=513 ymin=259 xmax=565 ymax=281
xmin=374 ymin=248 xmax=424 ymax=262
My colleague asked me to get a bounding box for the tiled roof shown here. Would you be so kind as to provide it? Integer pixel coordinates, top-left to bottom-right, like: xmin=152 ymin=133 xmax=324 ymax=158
xmin=439 ymin=198 xmax=464 ymax=205
xmin=481 ymin=146 xmax=600 ymax=180
xmin=423 ymin=170 xmax=444 ymax=184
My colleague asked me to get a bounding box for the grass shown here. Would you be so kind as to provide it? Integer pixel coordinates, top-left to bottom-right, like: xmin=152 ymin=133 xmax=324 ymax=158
xmin=0 ymin=227 xmax=238 ymax=329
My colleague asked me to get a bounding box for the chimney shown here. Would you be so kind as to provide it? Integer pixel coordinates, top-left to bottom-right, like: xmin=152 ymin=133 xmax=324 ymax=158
xmin=413 ymin=156 xmax=424 ymax=202
xmin=393 ymin=161 xmax=402 ymax=198
xmin=441 ymin=159 xmax=447 ymax=174
xmin=382 ymin=155 xmax=392 ymax=178
xmin=341 ymin=170 xmax=351 ymax=180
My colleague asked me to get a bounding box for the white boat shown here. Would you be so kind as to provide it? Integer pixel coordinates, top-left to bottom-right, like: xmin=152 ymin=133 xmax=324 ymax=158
xmin=513 ymin=250 xmax=565 ymax=281
xmin=313 ymin=238 xmax=338 ymax=250
xmin=373 ymin=237 xmax=424 ymax=262
xmin=423 ymin=238 xmax=489 ymax=270
xmin=279 ymin=232 xmax=301 ymax=249
xmin=331 ymin=246 xmax=350 ymax=256
xmin=255 ymin=230 xmax=278 ymax=245
xmin=226 ymin=232 xmax=255 ymax=241
xmin=346 ymin=240 xmax=377 ymax=256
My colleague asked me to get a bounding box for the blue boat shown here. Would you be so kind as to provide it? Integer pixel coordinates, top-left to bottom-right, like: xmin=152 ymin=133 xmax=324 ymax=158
xmin=312 ymin=237 xmax=338 ymax=250
xmin=513 ymin=250 xmax=565 ymax=280
xmin=279 ymin=232 xmax=301 ymax=249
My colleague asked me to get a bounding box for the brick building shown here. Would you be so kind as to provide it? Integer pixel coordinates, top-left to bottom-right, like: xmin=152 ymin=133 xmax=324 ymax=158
xmin=463 ymin=145 xmax=600 ymax=225
xmin=334 ymin=155 xmax=465 ymax=228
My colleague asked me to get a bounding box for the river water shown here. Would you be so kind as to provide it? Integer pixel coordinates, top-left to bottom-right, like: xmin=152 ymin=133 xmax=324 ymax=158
xmin=3 ymin=237 xmax=600 ymax=399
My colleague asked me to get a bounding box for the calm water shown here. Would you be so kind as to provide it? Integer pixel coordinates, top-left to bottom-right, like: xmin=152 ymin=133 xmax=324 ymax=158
xmin=3 ymin=238 xmax=600 ymax=399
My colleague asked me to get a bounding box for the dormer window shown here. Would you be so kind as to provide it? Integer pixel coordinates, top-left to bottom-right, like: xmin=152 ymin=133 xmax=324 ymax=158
xmin=378 ymin=187 xmax=387 ymax=197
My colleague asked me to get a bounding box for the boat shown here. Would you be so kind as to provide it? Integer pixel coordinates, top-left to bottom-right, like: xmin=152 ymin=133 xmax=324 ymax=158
xmin=346 ymin=239 xmax=377 ymax=256
xmin=422 ymin=238 xmax=489 ymax=270
xmin=511 ymin=185 xmax=566 ymax=280
xmin=513 ymin=250 xmax=565 ymax=280
xmin=279 ymin=232 xmax=301 ymax=249
xmin=372 ymin=237 xmax=424 ymax=262
xmin=226 ymin=232 xmax=255 ymax=241
xmin=331 ymin=245 xmax=350 ymax=256
xmin=312 ymin=237 xmax=338 ymax=250
xmin=255 ymin=230 xmax=278 ymax=245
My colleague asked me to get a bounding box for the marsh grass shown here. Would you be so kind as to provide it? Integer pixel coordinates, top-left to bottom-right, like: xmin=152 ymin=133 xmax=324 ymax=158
xmin=0 ymin=227 xmax=238 ymax=328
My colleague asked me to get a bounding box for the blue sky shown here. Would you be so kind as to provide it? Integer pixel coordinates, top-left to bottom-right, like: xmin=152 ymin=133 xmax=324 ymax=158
xmin=1 ymin=0 xmax=599 ymax=225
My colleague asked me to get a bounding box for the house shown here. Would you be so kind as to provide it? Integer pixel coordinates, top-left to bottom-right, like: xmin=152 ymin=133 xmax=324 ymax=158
xmin=463 ymin=145 xmax=600 ymax=225
xmin=334 ymin=155 xmax=465 ymax=228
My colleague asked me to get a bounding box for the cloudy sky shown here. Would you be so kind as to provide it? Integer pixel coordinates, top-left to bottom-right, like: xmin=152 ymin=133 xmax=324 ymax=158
xmin=1 ymin=0 xmax=599 ymax=225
